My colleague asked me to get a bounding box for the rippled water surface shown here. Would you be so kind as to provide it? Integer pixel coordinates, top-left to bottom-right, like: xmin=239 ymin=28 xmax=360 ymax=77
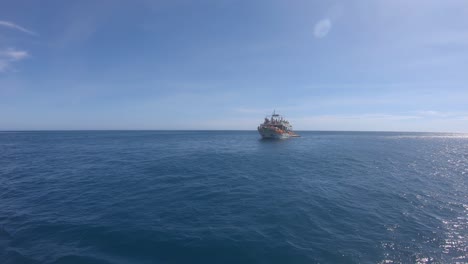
xmin=0 ymin=131 xmax=467 ymax=263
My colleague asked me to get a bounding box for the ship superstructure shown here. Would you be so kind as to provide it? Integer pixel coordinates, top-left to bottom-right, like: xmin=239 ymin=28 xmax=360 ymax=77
xmin=257 ymin=111 xmax=298 ymax=139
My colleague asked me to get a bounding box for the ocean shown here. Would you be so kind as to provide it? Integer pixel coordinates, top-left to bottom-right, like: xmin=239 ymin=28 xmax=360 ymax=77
xmin=0 ymin=131 xmax=466 ymax=264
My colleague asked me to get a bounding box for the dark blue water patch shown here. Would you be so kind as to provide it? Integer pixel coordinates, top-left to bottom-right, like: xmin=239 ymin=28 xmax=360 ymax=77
xmin=0 ymin=131 xmax=467 ymax=263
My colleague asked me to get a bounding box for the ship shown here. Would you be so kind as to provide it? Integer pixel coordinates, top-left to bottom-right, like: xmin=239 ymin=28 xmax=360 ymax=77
xmin=257 ymin=111 xmax=299 ymax=139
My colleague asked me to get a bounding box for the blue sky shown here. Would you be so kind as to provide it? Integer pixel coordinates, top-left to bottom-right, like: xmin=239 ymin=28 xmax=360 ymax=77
xmin=1 ymin=0 xmax=468 ymax=131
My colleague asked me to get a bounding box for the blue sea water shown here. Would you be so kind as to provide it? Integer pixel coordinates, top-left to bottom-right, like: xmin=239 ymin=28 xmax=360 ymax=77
xmin=0 ymin=131 xmax=467 ymax=264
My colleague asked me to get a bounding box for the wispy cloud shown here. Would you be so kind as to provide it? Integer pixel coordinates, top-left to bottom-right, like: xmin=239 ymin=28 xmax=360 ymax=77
xmin=293 ymin=111 xmax=468 ymax=132
xmin=0 ymin=20 xmax=34 ymax=73
xmin=0 ymin=60 xmax=9 ymax=72
xmin=413 ymin=110 xmax=468 ymax=119
xmin=0 ymin=20 xmax=37 ymax=36
xmin=0 ymin=48 xmax=29 ymax=72
xmin=313 ymin=18 xmax=332 ymax=38
xmin=0 ymin=48 xmax=28 ymax=60
xmin=313 ymin=3 xmax=344 ymax=39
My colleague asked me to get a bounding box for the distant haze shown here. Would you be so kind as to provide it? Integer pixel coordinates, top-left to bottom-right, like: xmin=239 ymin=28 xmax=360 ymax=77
xmin=1 ymin=1 xmax=468 ymax=132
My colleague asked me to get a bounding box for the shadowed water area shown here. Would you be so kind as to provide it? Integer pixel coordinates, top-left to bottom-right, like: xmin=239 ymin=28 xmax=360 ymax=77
xmin=0 ymin=131 xmax=467 ymax=263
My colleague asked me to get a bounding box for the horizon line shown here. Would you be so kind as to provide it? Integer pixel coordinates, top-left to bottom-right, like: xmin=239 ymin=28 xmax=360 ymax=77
xmin=0 ymin=129 xmax=466 ymax=134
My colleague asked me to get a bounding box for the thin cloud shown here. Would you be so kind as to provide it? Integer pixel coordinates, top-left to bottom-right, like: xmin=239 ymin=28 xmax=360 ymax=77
xmin=314 ymin=18 xmax=332 ymax=38
xmin=0 ymin=48 xmax=29 ymax=72
xmin=0 ymin=60 xmax=8 ymax=72
xmin=293 ymin=112 xmax=468 ymax=132
xmin=0 ymin=20 xmax=37 ymax=36
xmin=313 ymin=3 xmax=343 ymax=40
xmin=0 ymin=48 xmax=28 ymax=60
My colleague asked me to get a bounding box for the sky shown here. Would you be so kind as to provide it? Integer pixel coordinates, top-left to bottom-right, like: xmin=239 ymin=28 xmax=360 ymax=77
xmin=1 ymin=0 xmax=468 ymax=132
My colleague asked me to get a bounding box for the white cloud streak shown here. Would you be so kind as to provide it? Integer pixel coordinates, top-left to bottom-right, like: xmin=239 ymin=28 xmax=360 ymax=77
xmin=0 ymin=48 xmax=28 ymax=60
xmin=313 ymin=18 xmax=332 ymax=38
xmin=292 ymin=111 xmax=468 ymax=132
xmin=0 ymin=20 xmax=37 ymax=35
xmin=0 ymin=48 xmax=29 ymax=72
